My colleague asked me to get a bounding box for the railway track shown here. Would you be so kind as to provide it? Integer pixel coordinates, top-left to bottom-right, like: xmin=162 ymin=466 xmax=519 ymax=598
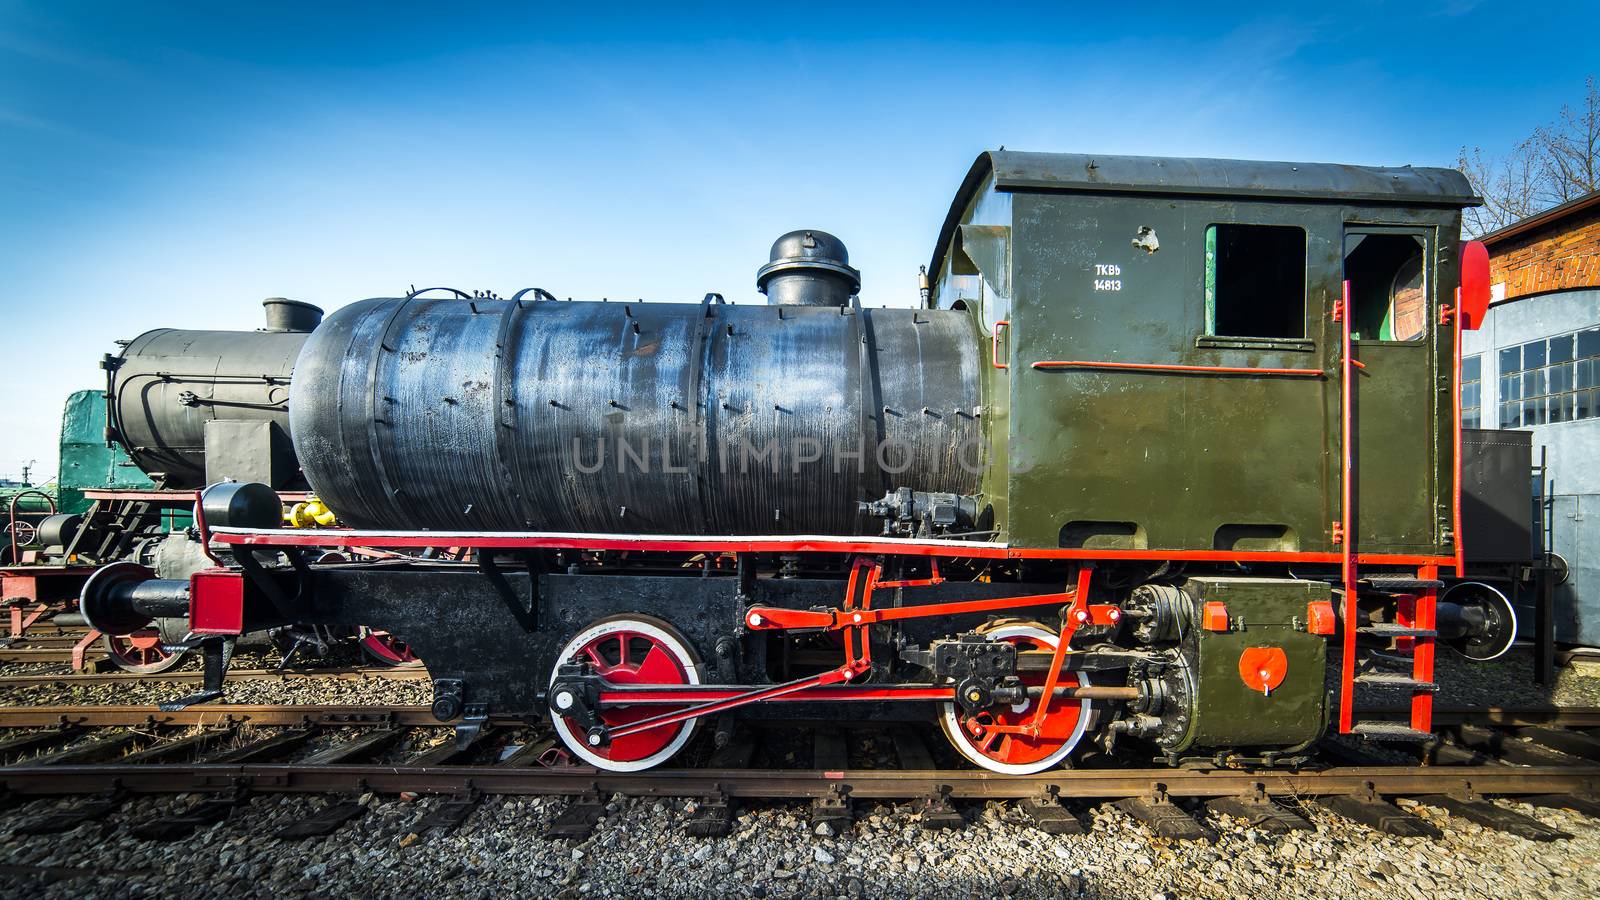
xmin=0 ymin=666 xmax=427 ymax=688
xmin=0 ymin=703 xmax=1595 ymax=729
xmin=0 ymin=703 xmax=1595 ymax=841
xmin=0 ymin=647 xmax=104 ymax=665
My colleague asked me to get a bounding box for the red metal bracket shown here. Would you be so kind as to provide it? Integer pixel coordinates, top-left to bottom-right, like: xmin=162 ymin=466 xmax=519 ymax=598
xmin=71 ymin=628 xmax=102 ymax=671
xmin=190 ymin=489 xmax=225 ymax=568
xmin=1306 ymin=600 xmax=1337 ymax=636
xmin=875 ymin=558 xmax=944 ymax=589
xmin=744 ymin=591 xmax=1087 ymax=632
xmin=982 ymin=566 xmax=1095 ymax=739
xmin=9 ymin=602 xmax=48 ymax=638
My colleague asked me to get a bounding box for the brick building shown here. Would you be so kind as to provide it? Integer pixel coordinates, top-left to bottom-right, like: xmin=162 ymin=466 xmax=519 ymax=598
xmin=1485 ymin=190 xmax=1600 ymax=303
xmin=1462 ymin=189 xmax=1600 ymax=646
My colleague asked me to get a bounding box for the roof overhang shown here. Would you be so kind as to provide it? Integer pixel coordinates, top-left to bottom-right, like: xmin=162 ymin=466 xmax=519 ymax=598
xmin=1479 ymin=188 xmax=1600 ymax=247
xmin=929 ymin=150 xmax=1481 ymax=281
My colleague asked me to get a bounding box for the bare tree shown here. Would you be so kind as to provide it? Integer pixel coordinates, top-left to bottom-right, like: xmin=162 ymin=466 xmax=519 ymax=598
xmin=1458 ymin=77 xmax=1600 ymax=237
xmin=1457 ymin=141 xmax=1545 ymax=237
xmin=1530 ymin=76 xmax=1600 ymax=205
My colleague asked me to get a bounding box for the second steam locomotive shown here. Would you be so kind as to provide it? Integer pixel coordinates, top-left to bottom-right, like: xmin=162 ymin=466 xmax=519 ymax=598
xmin=80 ymin=150 xmax=1517 ymax=773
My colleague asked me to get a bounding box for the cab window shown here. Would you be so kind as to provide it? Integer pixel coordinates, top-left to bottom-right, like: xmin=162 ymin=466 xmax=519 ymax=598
xmin=1344 ymin=233 xmax=1427 ymax=341
xmin=1204 ymin=224 xmax=1307 ymax=339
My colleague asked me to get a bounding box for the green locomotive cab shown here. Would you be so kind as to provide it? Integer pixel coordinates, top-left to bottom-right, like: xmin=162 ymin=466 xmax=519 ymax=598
xmin=925 ymin=151 xmax=1489 ymax=758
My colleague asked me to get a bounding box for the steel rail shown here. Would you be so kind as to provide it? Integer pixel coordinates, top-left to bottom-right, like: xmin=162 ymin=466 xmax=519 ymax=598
xmin=0 ymin=648 xmax=104 ymax=664
xmin=0 ymin=630 xmax=90 ymax=643
xmin=0 ymin=705 xmax=446 ymax=728
xmin=0 ymin=762 xmax=1595 ymax=802
xmin=1 ymin=704 xmax=1597 ymax=730
xmin=0 ymin=666 xmax=429 ymax=688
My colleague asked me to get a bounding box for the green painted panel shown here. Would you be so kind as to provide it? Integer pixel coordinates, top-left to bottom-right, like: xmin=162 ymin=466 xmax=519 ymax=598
xmin=57 ymin=389 xmax=155 ymax=515
xmin=1177 ymin=577 xmax=1330 ymax=752
xmin=985 ymin=188 xmax=1457 ymax=555
xmin=1005 ymin=193 xmax=1338 ymax=551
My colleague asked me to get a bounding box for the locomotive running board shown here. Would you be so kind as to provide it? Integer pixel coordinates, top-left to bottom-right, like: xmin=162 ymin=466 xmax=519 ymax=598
xmin=206 ymin=525 xmax=1456 ymax=566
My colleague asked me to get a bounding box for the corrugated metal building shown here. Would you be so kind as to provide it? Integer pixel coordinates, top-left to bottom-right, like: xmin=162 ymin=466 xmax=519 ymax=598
xmin=1461 ymin=189 xmax=1600 ymax=646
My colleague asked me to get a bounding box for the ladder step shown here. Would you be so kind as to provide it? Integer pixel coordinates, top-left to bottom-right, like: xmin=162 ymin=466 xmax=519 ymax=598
xmin=1354 ymin=673 xmax=1439 ymax=691
xmin=1361 ymin=650 xmax=1415 ymax=670
xmin=1360 ymin=576 xmax=1444 ymax=591
xmin=1352 ymin=722 xmax=1436 ymax=742
xmin=1359 ymin=624 xmax=1437 ymax=638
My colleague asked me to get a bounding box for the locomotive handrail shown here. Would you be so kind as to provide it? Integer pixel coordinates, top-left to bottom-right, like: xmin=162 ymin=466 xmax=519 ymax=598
xmin=1337 ymin=278 xmax=1358 ymax=734
xmin=509 ymin=287 xmax=558 ymax=305
xmin=1030 ymin=360 xmax=1324 ymax=377
xmin=404 ymin=286 xmax=473 ymax=301
xmin=1451 ymin=286 xmax=1466 ymax=575
xmin=8 ymin=490 xmax=56 ymax=562
xmin=992 ymin=320 xmax=1009 ymax=369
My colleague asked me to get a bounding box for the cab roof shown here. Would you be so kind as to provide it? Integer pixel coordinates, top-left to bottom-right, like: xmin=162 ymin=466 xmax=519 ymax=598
xmin=930 ymin=150 xmax=1480 ymax=279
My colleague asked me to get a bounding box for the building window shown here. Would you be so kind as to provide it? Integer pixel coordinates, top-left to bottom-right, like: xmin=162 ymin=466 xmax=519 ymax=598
xmin=1498 ymin=327 xmax=1600 ymax=427
xmin=1461 ymin=354 xmax=1481 ymax=429
xmin=1204 ymin=225 xmax=1307 ymax=339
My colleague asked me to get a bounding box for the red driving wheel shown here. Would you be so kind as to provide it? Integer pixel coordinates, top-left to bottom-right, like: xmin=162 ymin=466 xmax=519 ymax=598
xmin=549 ymin=615 xmax=702 ymax=771
xmin=103 ymin=629 xmax=186 ymax=675
xmin=939 ymin=622 xmax=1092 ymax=774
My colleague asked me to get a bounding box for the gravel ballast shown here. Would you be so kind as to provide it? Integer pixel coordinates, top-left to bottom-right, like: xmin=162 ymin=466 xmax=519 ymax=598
xmin=0 ymin=645 xmax=1596 ymax=897
xmin=0 ymin=790 xmax=1595 ymax=899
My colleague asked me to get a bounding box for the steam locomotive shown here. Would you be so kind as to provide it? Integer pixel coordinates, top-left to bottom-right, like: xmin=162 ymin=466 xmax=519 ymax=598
xmin=77 ymin=151 xmax=1519 ymax=773
xmin=2 ymin=302 xmax=414 ymax=672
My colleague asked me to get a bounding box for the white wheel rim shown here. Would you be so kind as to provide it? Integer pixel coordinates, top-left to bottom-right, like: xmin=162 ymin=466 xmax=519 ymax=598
xmin=549 ymin=618 xmax=702 ymax=772
xmin=1442 ymin=581 xmax=1518 ymax=661
xmin=939 ymin=624 xmax=1092 ymax=775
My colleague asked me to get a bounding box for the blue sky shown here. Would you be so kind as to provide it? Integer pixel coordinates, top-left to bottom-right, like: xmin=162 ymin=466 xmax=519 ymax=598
xmin=2 ymin=1 xmax=1596 ymax=481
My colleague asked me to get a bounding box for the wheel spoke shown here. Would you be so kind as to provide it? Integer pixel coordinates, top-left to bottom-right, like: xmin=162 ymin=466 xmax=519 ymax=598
xmin=634 ymin=644 xmax=682 ymax=684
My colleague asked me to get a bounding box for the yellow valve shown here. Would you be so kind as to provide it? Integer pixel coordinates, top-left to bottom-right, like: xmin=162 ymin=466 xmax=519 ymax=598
xmin=286 ymin=498 xmax=339 ymax=528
